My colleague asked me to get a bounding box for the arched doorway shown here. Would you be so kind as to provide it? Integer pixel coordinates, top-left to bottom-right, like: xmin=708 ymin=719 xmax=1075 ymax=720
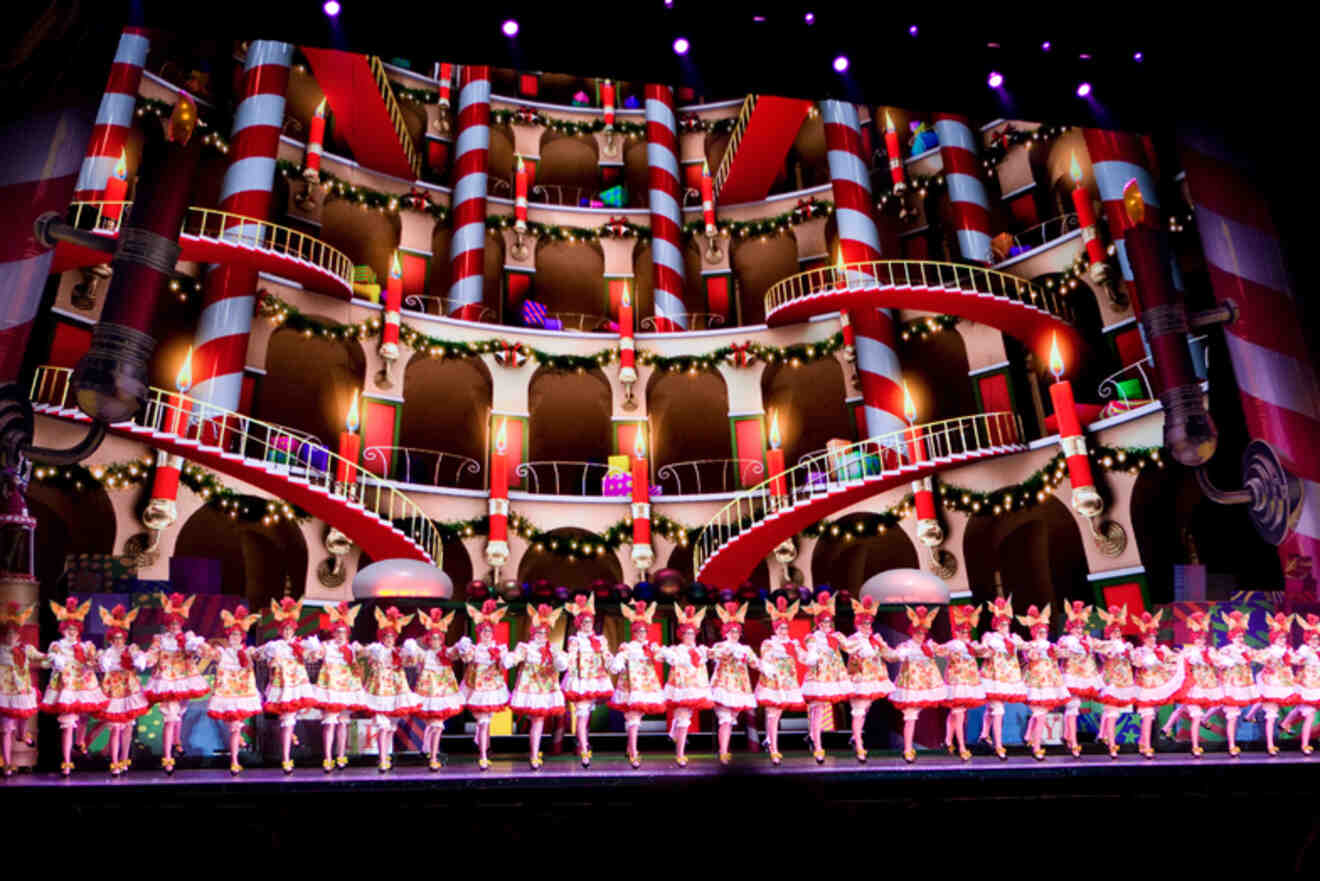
xmin=526 ymin=365 xmax=613 ymax=494
xmin=647 ymin=369 xmax=737 ymax=495
xmin=256 ymin=325 xmax=365 ymax=449
xmin=516 ymin=528 xmax=622 ymax=592
xmin=397 ymin=355 xmax=491 ymax=489
xmin=730 ymin=230 xmax=798 ymax=327
xmin=962 ymin=495 xmax=1090 ymax=611
xmin=24 ymin=481 xmax=117 ymax=597
xmin=762 ymin=356 xmax=853 ymax=467
xmin=173 ymin=504 xmax=309 ymax=608
xmin=810 ymin=513 xmax=921 ymax=593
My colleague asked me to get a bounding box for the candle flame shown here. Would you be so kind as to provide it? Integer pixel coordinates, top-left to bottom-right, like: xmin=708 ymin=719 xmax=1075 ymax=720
xmin=495 ymin=418 xmax=508 ymax=454
xmin=390 ymin=251 xmax=402 ymax=279
xmin=315 ymin=97 xmax=327 ymax=118
xmin=1049 ymin=332 xmax=1065 ymax=380
xmin=702 ymin=159 xmax=710 ymax=177
xmin=620 ymin=280 xmax=631 ymax=309
xmin=835 ymin=249 xmax=847 ymax=285
xmin=345 ymin=389 xmax=360 ymax=433
xmin=175 ymin=346 xmax=193 ymax=393
xmin=516 ymin=154 xmax=525 ymax=174
xmin=884 ymin=110 xmax=895 ymax=132
xmin=633 ymin=426 xmax=647 ymax=459
xmin=902 ymin=382 xmax=917 ymax=424
xmin=768 ymin=410 xmax=782 ymax=449
xmin=113 ymin=149 xmax=128 ymax=180
xmin=1069 ymin=152 xmax=1083 ymax=184
xmin=1123 ymin=178 xmax=1146 ymax=225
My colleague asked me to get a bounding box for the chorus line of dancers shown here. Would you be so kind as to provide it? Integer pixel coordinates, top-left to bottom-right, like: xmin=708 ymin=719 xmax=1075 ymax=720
xmin=1 ymin=592 xmax=1317 ymax=776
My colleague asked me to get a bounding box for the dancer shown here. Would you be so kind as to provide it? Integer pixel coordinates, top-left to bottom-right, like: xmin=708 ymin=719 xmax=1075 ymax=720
xmin=95 ymin=605 xmax=150 ymax=776
xmin=505 ymin=603 xmax=568 ymax=770
xmin=709 ymin=601 xmax=758 ymax=765
xmin=1129 ymin=610 xmax=1185 ymax=759
xmin=361 ymin=606 xmax=421 ymax=771
xmin=1015 ymin=605 xmax=1069 ymax=760
xmin=1284 ymin=614 xmax=1320 ymax=754
xmin=1161 ymin=610 xmax=1221 ymax=757
xmin=1207 ymin=609 xmax=1258 ymax=757
xmin=0 ymin=603 xmax=42 ymax=777
xmin=1245 ymin=612 xmax=1299 ymax=756
xmin=1056 ymin=601 xmax=1103 ymax=756
xmin=800 ymin=592 xmax=852 ymax=763
xmin=841 ymin=596 xmax=893 ymax=763
xmin=1093 ymin=604 xmax=1136 ymax=758
xmin=203 ymin=606 xmax=263 ymax=775
xmin=560 ymin=593 xmax=613 ymax=767
xmin=609 ymin=601 xmax=668 ymax=769
xmin=256 ymin=598 xmax=319 ymax=773
xmin=403 ymin=608 xmax=464 ymax=770
xmin=309 ymin=602 xmax=365 ymax=772
xmin=755 ymin=597 xmax=806 ymax=766
xmin=41 ymin=598 xmax=107 ymax=776
xmin=662 ymin=604 xmax=711 ymax=768
xmin=934 ymin=603 xmax=984 ymax=762
xmin=458 ymin=599 xmax=509 ymax=770
xmin=976 ymin=596 xmax=1026 ymax=759
xmin=142 ymin=593 xmax=208 ymax=774
xmin=889 ymin=605 xmax=945 ymax=763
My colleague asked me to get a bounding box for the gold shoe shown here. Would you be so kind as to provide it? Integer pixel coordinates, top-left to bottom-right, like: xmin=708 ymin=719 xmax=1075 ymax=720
xmin=478 ymin=757 xmax=490 ymax=770
xmin=60 ymin=761 xmax=74 ymax=776
xmin=770 ymin=751 xmax=783 ymax=766
xmin=903 ymin=749 xmax=916 ymax=764
xmin=1108 ymin=745 xmax=1119 ymax=759
xmin=960 ymin=749 xmax=972 ymax=762
xmin=946 ymin=741 xmax=956 ymax=755
xmin=813 ymin=748 xmax=826 ymax=764
xmin=1142 ymin=747 xmax=1155 ymax=759
xmin=580 ymin=751 xmax=591 ymax=768
xmin=1268 ymin=745 xmax=1280 ymax=756
xmin=1229 ymin=745 xmax=1241 ymax=757
xmin=161 ymin=757 xmax=174 ymax=775
xmin=1070 ymin=744 xmax=1081 ymax=758
xmin=378 ymin=757 xmax=391 ymax=772
xmin=282 ymin=759 xmax=294 ymax=774
xmin=629 ymin=751 xmax=641 ymax=769
xmin=1033 ymin=747 xmax=1046 ymax=761
xmin=675 ymin=756 xmax=688 ymax=768
xmin=1192 ymin=745 xmax=1203 ymax=757
xmin=322 ymin=758 xmax=335 ymax=773
xmin=1303 ymin=744 xmax=1314 ymax=756
xmin=230 ymin=762 xmax=242 ymax=776
xmin=856 ymin=748 xmax=868 ymax=763
xmin=718 ymin=752 xmax=732 ymax=766
xmin=429 ymin=759 xmax=442 ymax=772
xmin=996 ymin=747 xmax=1007 ymax=761
xmin=531 ymin=754 xmax=544 ymax=770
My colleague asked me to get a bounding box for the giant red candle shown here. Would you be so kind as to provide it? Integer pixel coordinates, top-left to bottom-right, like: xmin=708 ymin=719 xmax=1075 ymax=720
xmin=618 ymin=281 xmax=636 ymax=383
xmin=1069 ymin=153 xmax=1106 ymax=267
xmin=601 ymin=79 xmax=615 ymax=128
xmin=335 ymin=390 xmax=362 ymax=488
xmin=767 ymin=410 xmax=787 ymax=498
xmin=381 ymin=251 xmax=402 ymax=357
xmin=631 ymin=428 xmax=651 ymax=545
xmin=101 ymin=149 xmax=129 ymax=227
xmin=1047 ymin=334 xmax=1095 ymax=488
xmin=489 ymin=418 xmax=509 ymax=544
xmin=514 ymin=154 xmax=529 ymax=233
xmin=883 ymin=111 xmax=906 ymax=193
xmin=701 ymin=160 xmax=716 ymax=237
xmin=438 ymin=63 xmax=452 ymax=108
xmin=305 ymin=98 xmax=326 ymax=180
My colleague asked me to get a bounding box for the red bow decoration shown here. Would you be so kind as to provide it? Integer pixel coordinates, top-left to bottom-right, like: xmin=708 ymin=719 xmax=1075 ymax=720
xmin=589 ymin=635 xmax=603 ymax=653
xmin=921 ymin=641 xmax=935 ymax=658
xmin=239 ymin=648 xmax=251 ymax=669
xmin=792 ymin=197 xmax=818 ymax=222
xmin=120 ymin=649 xmax=134 ymax=671
xmin=785 ymin=641 xmax=800 ymax=662
xmin=827 ymin=633 xmax=844 ymax=651
xmin=495 ymin=339 xmax=528 ymax=367
xmin=340 ymin=644 xmax=354 ymax=665
xmin=689 ymin=647 xmax=701 ymax=667
xmin=73 ymin=644 xmax=86 ymax=664
xmin=391 ymin=648 xmax=403 ymax=668
xmin=603 ymin=216 xmax=631 ymax=237
xmin=540 ymin=644 xmax=552 ymax=666
xmin=726 ymin=341 xmax=755 ymax=367
xmin=292 ymin=642 xmax=305 ymax=663
xmin=12 ymin=647 xmax=24 ymax=667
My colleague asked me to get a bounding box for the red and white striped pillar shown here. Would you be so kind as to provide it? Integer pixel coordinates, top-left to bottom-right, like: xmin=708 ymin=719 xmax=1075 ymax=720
xmin=73 ymin=27 xmax=150 ymax=202
xmin=821 ymin=100 xmax=905 ymax=441
xmin=0 ymin=109 xmax=89 ymax=379
xmin=644 ymin=84 xmax=687 ymax=332
xmin=446 ymin=65 xmax=491 ymax=322
xmin=933 ymin=113 xmax=992 ymax=264
xmin=1082 ymin=128 xmax=1159 ymax=299
xmin=1180 ymin=137 xmax=1320 ymax=594
xmin=191 ymin=40 xmax=293 ymax=414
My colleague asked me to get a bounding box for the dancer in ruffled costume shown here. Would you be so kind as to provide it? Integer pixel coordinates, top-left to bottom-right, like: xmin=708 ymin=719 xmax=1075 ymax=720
xmin=1129 ymin=610 xmax=1185 ymax=759
xmin=609 ymin=601 xmax=667 ymax=769
xmin=41 ymin=598 xmax=107 ymax=776
xmin=256 ymin=597 xmax=319 ymax=773
xmin=709 ymin=601 xmax=758 ymax=766
xmin=1244 ymin=612 xmax=1300 ymax=756
xmin=202 ymin=606 xmax=262 ymax=775
xmin=976 ymin=596 xmax=1026 ymax=759
xmin=756 ymin=597 xmax=806 ymax=766
xmin=458 ymin=599 xmax=509 ymax=770
xmin=1207 ymin=609 xmax=1258 ymax=757
xmin=1017 ymin=604 xmax=1070 ymax=760
xmin=890 ymin=606 xmax=945 ymax=763
xmin=934 ymin=603 xmax=984 ymax=762
xmin=1056 ymin=601 xmax=1103 ymax=757
xmin=800 ymin=592 xmax=851 ymax=763
xmin=1093 ymin=604 xmax=1136 ymax=758
xmin=0 ymin=603 xmax=42 ymax=777
xmin=1282 ymin=613 xmax=1320 ymax=754
xmin=361 ymin=606 xmax=421 ymax=771
xmin=95 ymin=605 xmax=150 ymax=776
xmin=505 ymin=603 xmax=568 ymax=770
xmin=841 ymin=596 xmax=893 ymax=763
xmin=662 ymin=604 xmax=711 ymax=768
xmin=142 ymin=593 xmax=208 ymax=774
xmin=560 ymin=593 xmax=613 ymax=767
xmin=1161 ymin=610 xmax=1221 ymax=757
xmin=308 ymin=602 xmax=365 ymax=772
xmin=404 ymin=607 xmax=464 ymax=770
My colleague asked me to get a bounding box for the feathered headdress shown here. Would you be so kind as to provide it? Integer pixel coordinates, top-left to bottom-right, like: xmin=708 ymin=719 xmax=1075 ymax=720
xmin=1220 ymin=609 xmax=1249 ymax=636
xmin=850 ymin=595 xmax=879 ymax=623
xmin=674 ymin=604 xmax=707 ymax=633
xmin=1297 ymin=613 xmax=1320 ymax=634
xmin=1096 ymin=604 xmax=1128 ymax=633
xmin=0 ymin=602 xmax=35 ymax=630
xmin=949 ymin=603 xmax=981 ymax=633
xmin=220 ymin=605 xmax=260 ymax=636
xmin=373 ymin=606 xmax=414 ymax=635
xmin=1062 ymin=600 xmax=1092 ymax=629
xmin=802 ymin=591 xmax=836 ymax=622
xmin=986 ymin=595 xmax=1014 ymax=625
xmin=565 ymin=593 xmax=596 ymax=620
xmin=1016 ymin=604 xmax=1051 ymax=632
xmin=619 ymin=600 xmax=657 ymax=626
xmin=1265 ymin=611 xmax=1293 ymax=638
xmin=1184 ymin=610 xmax=1210 ymax=634
xmin=325 ymin=602 xmax=360 ymax=633
xmin=765 ymin=596 xmax=800 ymax=625
xmin=527 ymin=603 xmax=563 ymax=632
xmin=270 ymin=597 xmax=303 ymax=626
xmin=905 ymin=605 xmax=938 ymax=634
xmin=1130 ymin=609 xmax=1164 ymax=636
xmin=51 ymin=598 xmax=92 ymax=631
xmin=714 ymin=601 xmax=748 ymax=634
xmin=418 ymin=607 xmax=456 ymax=634
xmin=157 ymin=592 xmax=196 ymax=625
xmin=466 ymin=598 xmax=507 ymax=629
xmin=98 ymin=604 xmax=139 ymax=638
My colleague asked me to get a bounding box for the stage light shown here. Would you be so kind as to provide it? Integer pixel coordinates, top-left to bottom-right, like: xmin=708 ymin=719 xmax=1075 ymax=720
xmin=1076 ymin=82 xmax=1092 ymax=97
xmin=1079 ymin=52 xmax=1092 ymax=60
xmin=502 ymin=19 xmax=519 ymax=37
xmin=833 ymin=55 xmax=849 ymax=73
xmin=753 ymin=15 xmax=766 ymax=22
xmin=672 ymin=36 xmax=690 ymax=54
xmin=1041 ymin=41 xmax=1051 ymax=51
xmin=988 ymin=71 xmax=1003 ymax=88
xmin=323 ymin=0 xmax=340 ymax=15
xmin=1133 ymin=51 xmax=1144 ymax=62
xmin=908 ymin=25 xmax=918 ymax=36
xmin=804 ymin=11 xmax=815 ymax=24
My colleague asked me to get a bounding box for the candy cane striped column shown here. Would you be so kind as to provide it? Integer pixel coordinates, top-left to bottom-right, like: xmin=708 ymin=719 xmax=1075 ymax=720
xmin=190 ymin=40 xmax=293 ymax=412
xmin=821 ymin=100 xmax=905 ymax=440
xmin=1083 ymin=128 xmax=1159 ymax=298
xmin=73 ymin=27 xmax=150 ymax=202
xmin=645 ymin=84 xmax=687 ymax=332
xmin=1180 ymin=136 xmax=1320 ymax=591
xmin=933 ymin=113 xmax=992 ymax=264
xmin=0 ymin=109 xmax=88 ymax=380
xmin=446 ymin=65 xmax=491 ymax=322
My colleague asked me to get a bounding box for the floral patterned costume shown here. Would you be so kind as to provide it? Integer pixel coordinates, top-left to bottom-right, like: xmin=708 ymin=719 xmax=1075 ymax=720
xmin=1250 ymin=642 xmax=1300 ymax=704
xmin=40 ymin=636 xmax=107 ymax=715
xmin=506 ymin=639 xmax=569 ymax=717
xmin=1128 ymin=643 xmax=1184 ymax=708
xmin=458 ymin=636 xmax=510 ymax=713
xmin=0 ymin=643 xmax=44 ymax=720
xmin=801 ymin=629 xmax=853 ymax=703
xmin=255 ymin=636 xmax=318 ymax=714
xmin=662 ymin=643 xmax=712 ymax=709
xmin=205 ymin=645 xmax=263 ymax=721
xmin=608 ymin=639 xmax=668 ymax=714
xmin=313 ymin=640 xmax=367 ymax=712
xmin=1210 ymin=641 xmax=1257 ymax=706
xmin=562 ymin=632 xmax=614 ymax=702
xmin=978 ymin=631 xmax=1028 ymax=702
xmin=887 ymin=640 xmax=946 ymax=710
xmin=1055 ymin=632 xmax=1103 ymax=699
xmin=1020 ymin=637 xmax=1070 ymax=710
xmin=1093 ymin=637 xmax=1137 ymax=708
xmin=756 ymin=635 xmax=806 ymax=710
xmin=1174 ymin=644 xmax=1223 ymax=707
xmin=841 ymin=632 xmax=894 ymax=700
xmin=96 ymin=644 xmax=150 ymax=723
xmin=710 ymin=638 xmax=757 ymax=711
xmin=935 ymin=637 xmax=985 ymax=708
xmin=1295 ymin=643 xmax=1320 ymax=706
xmin=361 ymin=642 xmax=422 ymax=717
xmin=403 ymin=639 xmax=465 ymax=721
xmin=143 ymin=632 xmax=209 ymax=703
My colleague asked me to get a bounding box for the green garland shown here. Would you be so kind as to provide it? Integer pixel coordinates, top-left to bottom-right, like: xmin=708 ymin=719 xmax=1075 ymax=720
xmin=979 ymin=123 xmax=1071 ymax=169
xmin=899 ymin=314 xmax=959 ymax=341
xmin=275 ymin=159 xmax=450 ymax=221
xmin=682 ymin=198 xmax=834 ymax=239
xmin=638 ymin=333 xmax=844 ymax=373
xmin=490 ymin=107 xmax=648 ymax=138
xmin=875 ymin=172 xmax=946 ymax=207
xmin=29 ymin=459 xmax=310 ymax=525
xmin=677 ymin=115 xmax=739 ymax=136
xmin=485 ymin=214 xmax=650 ymax=242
